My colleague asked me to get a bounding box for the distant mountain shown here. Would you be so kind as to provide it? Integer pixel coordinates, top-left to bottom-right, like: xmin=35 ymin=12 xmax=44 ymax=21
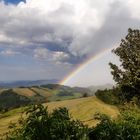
xmin=41 ymin=84 xmax=92 ymax=94
xmin=41 ymin=83 xmax=113 ymax=95
xmin=0 ymin=79 xmax=59 ymax=88
xmin=88 ymin=84 xmax=113 ymax=93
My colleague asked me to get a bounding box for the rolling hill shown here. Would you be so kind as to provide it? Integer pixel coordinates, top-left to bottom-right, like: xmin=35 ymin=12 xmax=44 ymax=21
xmin=0 ymin=85 xmax=92 ymax=109
xmin=0 ymin=84 xmax=115 ymax=110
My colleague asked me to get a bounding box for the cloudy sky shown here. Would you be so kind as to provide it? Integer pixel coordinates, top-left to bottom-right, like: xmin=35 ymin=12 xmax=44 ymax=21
xmin=0 ymin=0 xmax=139 ymax=86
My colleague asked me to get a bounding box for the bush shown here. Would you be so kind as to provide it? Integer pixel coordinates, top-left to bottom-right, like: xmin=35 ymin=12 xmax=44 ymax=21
xmin=6 ymin=104 xmax=88 ymax=140
xmin=88 ymin=109 xmax=140 ymax=140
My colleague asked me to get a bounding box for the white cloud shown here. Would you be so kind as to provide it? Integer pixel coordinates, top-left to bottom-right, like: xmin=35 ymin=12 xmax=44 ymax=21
xmin=0 ymin=0 xmax=140 ymax=62
xmin=0 ymin=0 xmax=110 ymax=53
xmin=0 ymin=49 xmax=20 ymax=56
xmin=33 ymin=47 xmax=49 ymax=59
xmin=53 ymin=51 xmax=70 ymax=62
xmin=33 ymin=47 xmax=70 ymax=65
xmin=127 ymin=0 xmax=140 ymax=19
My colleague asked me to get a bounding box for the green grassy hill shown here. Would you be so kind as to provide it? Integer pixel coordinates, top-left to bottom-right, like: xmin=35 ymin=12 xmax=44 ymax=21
xmin=0 ymin=96 xmax=119 ymax=137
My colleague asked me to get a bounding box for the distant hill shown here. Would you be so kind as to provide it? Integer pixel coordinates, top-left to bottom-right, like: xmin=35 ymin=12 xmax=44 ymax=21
xmin=0 ymin=84 xmax=92 ymax=109
xmin=88 ymin=84 xmax=113 ymax=93
xmin=0 ymin=79 xmax=59 ymax=88
xmin=0 ymin=83 xmax=114 ymax=109
xmin=40 ymin=84 xmax=91 ymax=94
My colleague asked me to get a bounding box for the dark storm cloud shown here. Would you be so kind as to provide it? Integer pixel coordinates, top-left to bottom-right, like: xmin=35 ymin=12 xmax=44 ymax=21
xmin=69 ymin=1 xmax=140 ymax=59
xmin=89 ymin=1 xmax=140 ymax=54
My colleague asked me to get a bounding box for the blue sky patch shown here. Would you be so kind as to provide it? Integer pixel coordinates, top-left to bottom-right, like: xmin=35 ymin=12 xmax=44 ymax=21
xmin=4 ymin=0 xmax=25 ymax=5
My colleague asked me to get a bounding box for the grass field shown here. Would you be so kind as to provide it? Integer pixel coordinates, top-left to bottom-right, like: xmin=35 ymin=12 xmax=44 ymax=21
xmin=48 ymin=91 xmax=82 ymax=101
xmin=0 ymin=96 xmax=119 ymax=137
xmin=0 ymin=107 xmax=25 ymax=137
xmin=45 ymin=96 xmax=119 ymax=126
xmin=30 ymin=87 xmax=52 ymax=97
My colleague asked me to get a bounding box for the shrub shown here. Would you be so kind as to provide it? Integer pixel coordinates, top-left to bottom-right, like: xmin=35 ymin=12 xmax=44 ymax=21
xmin=6 ymin=104 xmax=88 ymax=140
xmin=88 ymin=109 xmax=140 ymax=140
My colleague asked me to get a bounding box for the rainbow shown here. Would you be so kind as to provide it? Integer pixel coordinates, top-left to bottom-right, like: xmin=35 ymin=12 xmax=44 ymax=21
xmin=60 ymin=45 xmax=117 ymax=85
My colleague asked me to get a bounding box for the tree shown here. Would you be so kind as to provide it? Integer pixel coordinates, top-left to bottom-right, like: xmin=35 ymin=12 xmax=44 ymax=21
xmin=83 ymin=93 xmax=89 ymax=98
xmin=109 ymin=28 xmax=140 ymax=101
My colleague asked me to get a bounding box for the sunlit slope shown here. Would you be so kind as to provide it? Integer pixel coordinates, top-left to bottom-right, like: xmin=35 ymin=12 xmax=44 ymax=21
xmin=0 ymin=87 xmax=52 ymax=97
xmin=13 ymin=88 xmax=36 ymax=97
xmin=0 ymin=96 xmax=119 ymax=136
xmin=29 ymin=87 xmax=52 ymax=97
xmin=45 ymin=96 xmax=119 ymax=126
xmin=0 ymin=88 xmax=8 ymax=93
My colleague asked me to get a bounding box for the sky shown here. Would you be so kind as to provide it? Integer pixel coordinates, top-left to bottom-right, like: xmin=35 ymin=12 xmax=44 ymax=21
xmin=0 ymin=0 xmax=140 ymax=86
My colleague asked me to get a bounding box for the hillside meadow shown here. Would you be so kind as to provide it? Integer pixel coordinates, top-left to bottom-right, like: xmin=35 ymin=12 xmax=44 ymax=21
xmin=0 ymin=96 xmax=119 ymax=137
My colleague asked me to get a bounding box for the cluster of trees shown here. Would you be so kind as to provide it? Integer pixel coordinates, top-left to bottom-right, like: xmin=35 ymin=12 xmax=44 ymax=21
xmin=57 ymin=90 xmax=74 ymax=97
xmin=0 ymin=89 xmax=30 ymax=110
xmin=95 ymin=88 xmax=120 ymax=105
